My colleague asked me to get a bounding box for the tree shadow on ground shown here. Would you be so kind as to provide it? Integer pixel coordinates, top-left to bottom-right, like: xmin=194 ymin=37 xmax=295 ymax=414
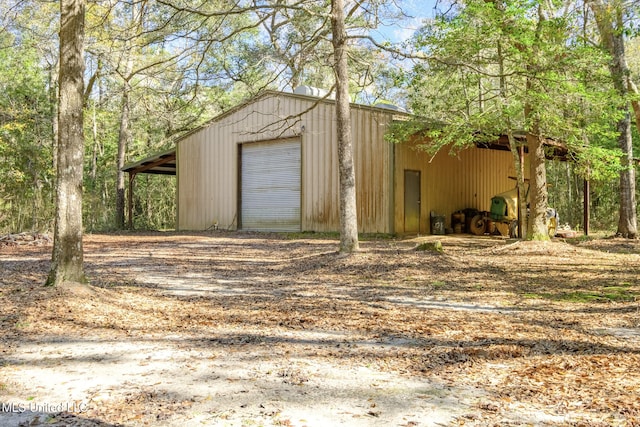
xmin=0 ymin=409 xmax=122 ymax=427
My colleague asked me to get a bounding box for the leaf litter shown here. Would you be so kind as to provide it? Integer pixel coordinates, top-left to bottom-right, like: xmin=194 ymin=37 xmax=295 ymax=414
xmin=0 ymin=232 xmax=639 ymax=426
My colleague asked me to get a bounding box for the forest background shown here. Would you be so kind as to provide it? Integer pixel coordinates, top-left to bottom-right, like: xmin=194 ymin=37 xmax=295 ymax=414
xmin=0 ymin=0 xmax=638 ymax=235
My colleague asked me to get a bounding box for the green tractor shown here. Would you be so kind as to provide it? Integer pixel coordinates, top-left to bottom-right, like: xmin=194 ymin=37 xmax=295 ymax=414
xmin=470 ymin=187 xmax=559 ymax=238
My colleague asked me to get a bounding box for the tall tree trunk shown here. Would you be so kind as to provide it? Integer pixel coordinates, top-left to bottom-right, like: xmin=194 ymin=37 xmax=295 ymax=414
xmin=49 ymin=61 xmax=60 ymax=232
xmin=50 ymin=62 xmax=59 ymax=176
xmin=616 ymin=112 xmax=636 ymax=237
xmin=497 ymin=39 xmax=527 ymax=238
xmin=46 ymin=0 xmax=86 ymax=286
xmin=115 ymin=4 xmax=140 ymax=230
xmin=525 ymin=5 xmax=549 ymax=240
xmin=115 ymin=78 xmax=131 ymax=229
xmin=331 ymin=0 xmax=359 ymax=253
xmin=526 ymin=130 xmax=549 ymax=239
xmin=525 ymin=81 xmax=548 ymax=240
xmin=91 ymin=102 xmax=98 ymax=182
xmin=628 ymin=78 xmax=640 ymax=130
xmin=589 ymin=0 xmax=637 ymax=238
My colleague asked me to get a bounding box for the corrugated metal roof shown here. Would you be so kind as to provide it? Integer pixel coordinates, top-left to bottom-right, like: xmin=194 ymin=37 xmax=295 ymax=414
xmin=122 ymin=149 xmax=176 ymax=175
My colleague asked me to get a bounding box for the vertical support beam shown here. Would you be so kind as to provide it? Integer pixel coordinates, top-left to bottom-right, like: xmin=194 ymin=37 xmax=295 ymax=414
xmin=584 ymin=178 xmax=590 ymax=236
xmin=518 ymin=145 xmax=526 ymax=238
xmin=128 ymin=172 xmax=136 ymax=230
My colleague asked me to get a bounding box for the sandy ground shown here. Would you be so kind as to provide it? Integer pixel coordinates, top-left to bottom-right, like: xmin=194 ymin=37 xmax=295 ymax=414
xmin=1 ymin=232 xmax=639 ymax=426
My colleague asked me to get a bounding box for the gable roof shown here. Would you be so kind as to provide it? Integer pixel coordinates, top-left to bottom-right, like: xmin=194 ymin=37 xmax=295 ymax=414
xmin=173 ymin=89 xmax=411 ymax=144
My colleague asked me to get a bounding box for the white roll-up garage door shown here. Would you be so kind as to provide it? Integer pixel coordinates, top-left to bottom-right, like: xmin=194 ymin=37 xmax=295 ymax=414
xmin=240 ymin=139 xmax=301 ymax=231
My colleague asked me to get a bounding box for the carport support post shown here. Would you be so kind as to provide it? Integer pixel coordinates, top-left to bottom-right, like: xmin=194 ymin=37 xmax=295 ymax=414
xmin=128 ymin=172 xmax=136 ymax=230
xmin=518 ymin=145 xmax=525 ymax=238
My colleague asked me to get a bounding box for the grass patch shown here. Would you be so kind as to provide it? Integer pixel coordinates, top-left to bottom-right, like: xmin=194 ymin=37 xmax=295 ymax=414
xmin=360 ymin=232 xmax=397 ymax=241
xmin=565 ymin=235 xmax=597 ymax=244
xmin=415 ymin=241 xmax=443 ymax=253
xmin=282 ymin=231 xmax=397 ymax=241
xmin=283 ymin=231 xmax=340 ymax=240
xmin=522 ymin=286 xmax=638 ymax=303
xmin=564 ymin=231 xmax=612 ymax=244
xmin=522 ymin=292 xmax=545 ymax=300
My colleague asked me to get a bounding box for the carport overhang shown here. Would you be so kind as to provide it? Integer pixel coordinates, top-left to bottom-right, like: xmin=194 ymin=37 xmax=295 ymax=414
xmin=414 ymin=132 xmax=578 ymax=235
xmin=474 ymin=133 xmax=570 ymax=161
xmin=474 ymin=134 xmax=588 ymax=235
xmin=122 ymin=149 xmax=176 ymax=229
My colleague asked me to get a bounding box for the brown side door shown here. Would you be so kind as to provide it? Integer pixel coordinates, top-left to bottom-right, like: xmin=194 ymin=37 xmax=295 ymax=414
xmin=404 ymin=170 xmax=421 ymax=233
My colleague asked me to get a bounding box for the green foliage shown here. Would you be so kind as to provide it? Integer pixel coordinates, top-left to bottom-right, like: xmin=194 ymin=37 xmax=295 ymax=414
xmin=389 ymin=0 xmax=637 ymax=237
xmin=0 ymin=37 xmax=54 ymax=232
xmin=131 ymin=175 xmax=176 ymax=230
xmin=572 ymin=146 xmax=624 ymax=182
xmin=397 ymin=0 xmax=625 ymax=182
xmin=77 ymin=0 xmax=274 ymax=231
xmin=546 ymin=157 xmax=640 ymax=233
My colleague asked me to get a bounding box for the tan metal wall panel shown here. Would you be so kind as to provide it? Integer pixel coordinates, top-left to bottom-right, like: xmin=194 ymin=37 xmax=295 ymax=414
xmin=177 ymin=133 xmax=201 ymax=229
xmin=302 ymin=101 xmax=340 ymax=232
xmin=177 ymin=95 xmax=298 ymax=231
xmin=178 ymin=92 xmax=397 ymax=232
xmin=393 ymin=143 xmax=528 ymax=234
xmin=299 ymin=103 xmax=395 ymax=233
xmin=352 ymin=108 xmax=394 ymax=234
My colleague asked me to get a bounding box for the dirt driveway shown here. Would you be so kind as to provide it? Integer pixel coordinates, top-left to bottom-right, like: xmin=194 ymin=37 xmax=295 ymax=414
xmin=1 ymin=232 xmax=639 ymax=426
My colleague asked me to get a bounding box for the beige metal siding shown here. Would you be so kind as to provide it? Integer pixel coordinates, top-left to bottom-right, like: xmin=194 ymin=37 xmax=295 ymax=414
xmin=178 ymin=94 xmax=303 ymax=230
xmin=352 ymin=108 xmax=394 ymax=234
xmin=300 ymin=100 xmax=339 ymax=232
xmin=394 ymin=143 xmax=527 ymax=234
xmin=301 ymin=102 xmax=395 ymax=233
xmin=177 ymin=91 xmax=397 ymax=233
xmin=177 ymin=132 xmax=207 ymax=229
